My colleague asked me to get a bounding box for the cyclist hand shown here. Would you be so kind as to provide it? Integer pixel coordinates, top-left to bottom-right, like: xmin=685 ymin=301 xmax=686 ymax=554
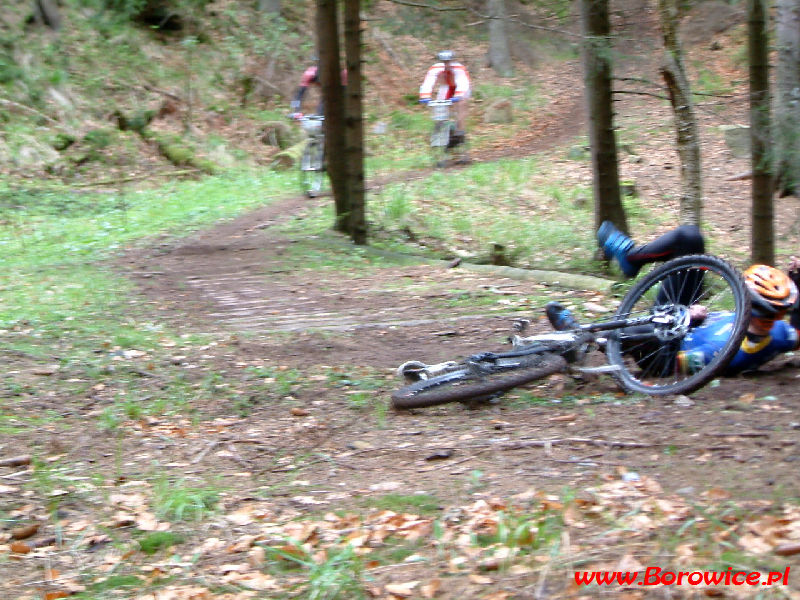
xmin=788 ymin=256 xmax=800 ymax=287
xmin=289 ymin=112 xmax=303 ymax=120
xmin=419 ymin=98 xmax=430 ymax=104
xmin=689 ymin=304 xmax=708 ymax=324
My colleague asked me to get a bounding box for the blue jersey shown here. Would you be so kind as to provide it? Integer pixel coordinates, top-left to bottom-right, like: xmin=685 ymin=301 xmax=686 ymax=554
xmin=678 ymin=312 xmax=799 ymax=375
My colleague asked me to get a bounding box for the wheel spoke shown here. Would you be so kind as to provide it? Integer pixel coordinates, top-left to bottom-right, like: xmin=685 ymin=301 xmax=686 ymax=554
xmin=605 ymin=255 xmax=749 ymax=396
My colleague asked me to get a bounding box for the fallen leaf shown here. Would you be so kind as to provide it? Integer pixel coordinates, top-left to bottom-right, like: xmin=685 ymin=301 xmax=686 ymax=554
xmin=385 ymin=581 xmax=420 ymax=597
xmin=738 ymin=533 xmax=772 ymax=554
xmin=468 ymin=573 xmax=493 ymax=584
xmin=616 ymin=554 xmax=644 ymax=572
xmin=702 ymin=488 xmax=731 ymax=500
xmin=774 ymin=542 xmax=800 ymax=557
xmin=290 ymin=407 xmax=310 ymax=416
xmin=10 ymin=541 xmax=31 ymax=554
xmin=420 ymin=578 xmax=442 ymax=598
xmin=548 ymin=413 xmax=577 ymax=422
xmin=425 ymin=449 xmax=454 ymax=460
xmin=31 ymin=365 xmax=60 ymax=375
xmin=11 ymin=523 xmax=40 ymax=540
xmin=369 ymin=481 xmax=403 ymax=492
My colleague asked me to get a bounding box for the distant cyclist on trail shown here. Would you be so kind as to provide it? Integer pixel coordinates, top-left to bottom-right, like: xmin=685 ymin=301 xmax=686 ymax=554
xmin=289 ymin=58 xmax=347 ymax=118
xmin=419 ymin=50 xmax=471 ymax=144
xmin=545 ymin=222 xmax=800 ymax=376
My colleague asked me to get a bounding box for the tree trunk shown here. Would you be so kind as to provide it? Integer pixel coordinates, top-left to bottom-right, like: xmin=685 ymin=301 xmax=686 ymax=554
xmin=344 ymin=0 xmax=367 ymax=244
xmin=748 ymin=0 xmax=774 ymax=264
xmin=487 ymin=0 xmax=513 ymax=77
xmin=774 ymin=0 xmax=800 ymax=197
xmin=580 ymin=0 xmax=628 ymax=235
xmin=257 ymin=0 xmax=281 ymax=14
xmin=316 ymin=0 xmax=349 ymax=233
xmin=33 ymin=0 xmax=61 ymax=30
xmin=658 ymin=0 xmax=702 ymax=227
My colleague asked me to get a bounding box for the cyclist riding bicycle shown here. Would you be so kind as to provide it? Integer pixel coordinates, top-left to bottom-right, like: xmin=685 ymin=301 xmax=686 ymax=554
xmin=419 ymin=50 xmax=471 ymax=144
xmin=289 ymin=58 xmax=347 ymax=119
xmin=547 ymin=223 xmax=800 ymax=376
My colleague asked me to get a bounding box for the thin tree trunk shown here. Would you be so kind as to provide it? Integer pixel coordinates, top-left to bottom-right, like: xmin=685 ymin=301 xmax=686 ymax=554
xmin=658 ymin=0 xmax=702 ymax=226
xmin=774 ymin=0 xmax=800 ymax=197
xmin=33 ymin=0 xmax=61 ymax=30
xmin=316 ymin=0 xmax=349 ymax=233
xmin=257 ymin=0 xmax=281 ymax=13
xmin=344 ymin=0 xmax=366 ymax=244
xmin=580 ymin=0 xmax=628 ymax=235
xmin=748 ymin=0 xmax=774 ymax=264
xmin=487 ymin=0 xmax=512 ymax=77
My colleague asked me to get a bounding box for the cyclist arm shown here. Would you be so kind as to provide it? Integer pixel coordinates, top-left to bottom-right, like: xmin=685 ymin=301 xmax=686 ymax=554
xmin=291 ymin=66 xmax=319 ymax=111
xmin=788 ymin=256 xmax=800 ymax=345
xmin=451 ymin=63 xmax=471 ymax=99
xmin=419 ymin=64 xmax=440 ymax=102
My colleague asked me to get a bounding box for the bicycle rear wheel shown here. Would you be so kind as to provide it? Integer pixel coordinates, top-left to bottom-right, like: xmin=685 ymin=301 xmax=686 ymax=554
xmin=605 ymin=254 xmax=749 ymax=396
xmin=391 ymin=353 xmax=566 ymax=409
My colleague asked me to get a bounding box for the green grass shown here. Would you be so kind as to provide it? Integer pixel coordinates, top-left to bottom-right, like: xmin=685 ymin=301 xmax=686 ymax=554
xmin=264 ymin=542 xmax=367 ymax=600
xmin=366 ymin=493 xmax=442 ymax=515
xmin=152 ymin=477 xmax=221 ymax=522
xmin=138 ymin=531 xmax=186 ymax=555
xmin=273 ymin=156 xmax=605 ymax=274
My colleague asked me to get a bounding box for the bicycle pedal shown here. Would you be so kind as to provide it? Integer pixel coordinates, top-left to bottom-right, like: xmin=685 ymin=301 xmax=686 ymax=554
xmin=512 ymin=319 xmax=531 ymax=334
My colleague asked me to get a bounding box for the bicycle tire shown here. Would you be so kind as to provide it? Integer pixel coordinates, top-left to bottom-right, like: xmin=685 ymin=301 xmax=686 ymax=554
xmin=605 ymin=254 xmax=749 ymax=396
xmin=430 ymin=121 xmax=450 ymax=168
xmin=301 ymin=139 xmax=325 ymax=198
xmin=391 ymin=353 xmax=567 ymax=409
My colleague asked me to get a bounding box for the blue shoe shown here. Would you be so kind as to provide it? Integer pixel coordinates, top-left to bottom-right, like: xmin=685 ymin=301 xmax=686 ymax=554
xmin=597 ymin=221 xmax=638 ymax=277
xmin=545 ymin=302 xmax=580 ymax=331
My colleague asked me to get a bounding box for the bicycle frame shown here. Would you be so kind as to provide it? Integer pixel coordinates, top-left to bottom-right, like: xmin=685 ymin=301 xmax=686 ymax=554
xmin=401 ymin=305 xmax=690 ymax=382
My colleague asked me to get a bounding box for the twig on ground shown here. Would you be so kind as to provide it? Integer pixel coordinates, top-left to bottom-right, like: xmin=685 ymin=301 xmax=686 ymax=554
xmin=0 ymin=97 xmax=61 ymax=125
xmin=495 ymin=437 xmax=669 ymax=450
xmin=708 ymin=432 xmax=770 ymax=438
xmin=0 ymin=469 xmax=31 ymax=480
xmin=191 ymin=440 xmax=221 ymax=464
xmin=0 ymin=455 xmax=33 ymax=468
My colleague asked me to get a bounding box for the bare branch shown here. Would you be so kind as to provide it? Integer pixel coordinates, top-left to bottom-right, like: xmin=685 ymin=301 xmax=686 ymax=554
xmin=384 ymin=0 xmax=466 ymax=11
xmin=0 ymin=97 xmax=60 ymax=126
xmin=613 ymin=89 xmax=671 ymax=101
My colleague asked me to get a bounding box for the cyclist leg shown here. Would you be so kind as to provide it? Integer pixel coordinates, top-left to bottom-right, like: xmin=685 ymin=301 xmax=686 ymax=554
xmin=631 ymin=226 xmax=705 ymax=305
xmin=599 ymin=223 xmax=704 ymax=278
xmin=627 ymin=224 xmax=705 ymax=266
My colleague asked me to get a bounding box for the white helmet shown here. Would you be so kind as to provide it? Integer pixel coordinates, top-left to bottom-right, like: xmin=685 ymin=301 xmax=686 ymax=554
xmin=437 ymin=50 xmax=455 ymax=62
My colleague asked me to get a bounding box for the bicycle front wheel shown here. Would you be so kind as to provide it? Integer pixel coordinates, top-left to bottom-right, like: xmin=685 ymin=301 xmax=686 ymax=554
xmin=301 ymin=140 xmax=325 ymax=198
xmin=391 ymin=353 xmax=566 ymax=409
xmin=430 ymin=122 xmax=451 ymax=168
xmin=605 ymin=254 xmax=749 ymax=396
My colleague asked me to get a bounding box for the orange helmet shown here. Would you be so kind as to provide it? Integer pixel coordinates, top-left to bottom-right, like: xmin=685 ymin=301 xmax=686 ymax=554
xmin=743 ymin=264 xmax=799 ymax=318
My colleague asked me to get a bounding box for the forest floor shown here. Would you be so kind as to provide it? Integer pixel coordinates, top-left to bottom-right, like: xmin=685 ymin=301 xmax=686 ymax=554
xmin=3 ymin=6 xmax=800 ymax=599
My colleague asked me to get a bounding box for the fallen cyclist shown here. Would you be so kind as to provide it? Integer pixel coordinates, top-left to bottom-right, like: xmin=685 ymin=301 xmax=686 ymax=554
xmin=546 ymin=223 xmax=800 ymax=376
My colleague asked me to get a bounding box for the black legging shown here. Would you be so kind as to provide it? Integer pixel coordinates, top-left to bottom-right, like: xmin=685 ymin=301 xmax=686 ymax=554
xmin=627 ymin=224 xmax=705 ymax=268
xmin=622 ymin=225 xmax=707 ymax=374
xmin=629 ymin=225 xmax=706 ymax=307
